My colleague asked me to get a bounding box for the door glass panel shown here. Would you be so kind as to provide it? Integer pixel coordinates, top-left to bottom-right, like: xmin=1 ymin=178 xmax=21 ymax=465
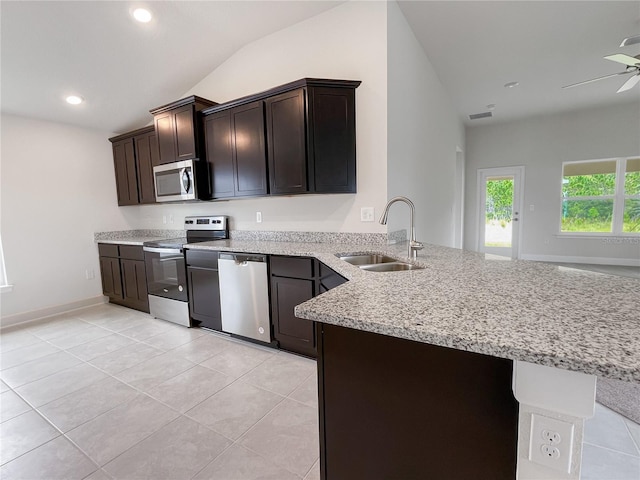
xmin=484 ymin=176 xmax=514 ymax=248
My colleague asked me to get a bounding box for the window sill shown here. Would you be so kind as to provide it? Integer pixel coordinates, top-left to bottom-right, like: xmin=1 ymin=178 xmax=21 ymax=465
xmin=555 ymin=233 xmax=640 ymax=243
xmin=0 ymin=284 xmax=14 ymax=293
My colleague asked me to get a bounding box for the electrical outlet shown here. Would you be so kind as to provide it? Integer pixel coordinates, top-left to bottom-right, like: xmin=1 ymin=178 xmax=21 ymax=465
xmin=256 ymin=212 xmax=262 ymax=223
xmin=162 ymin=215 xmax=167 ymax=224
xmin=85 ymin=268 xmax=95 ymax=280
xmin=360 ymin=207 xmax=375 ymax=222
xmin=529 ymin=414 xmax=574 ymax=474
xmin=169 ymin=215 xmax=174 ymax=224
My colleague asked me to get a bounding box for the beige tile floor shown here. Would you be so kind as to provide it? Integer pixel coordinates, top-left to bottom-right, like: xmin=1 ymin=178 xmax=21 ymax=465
xmin=0 ymin=303 xmax=638 ymax=479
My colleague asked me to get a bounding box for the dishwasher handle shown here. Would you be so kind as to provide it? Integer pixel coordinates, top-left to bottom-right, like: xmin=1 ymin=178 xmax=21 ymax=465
xmin=219 ymin=252 xmax=267 ymax=264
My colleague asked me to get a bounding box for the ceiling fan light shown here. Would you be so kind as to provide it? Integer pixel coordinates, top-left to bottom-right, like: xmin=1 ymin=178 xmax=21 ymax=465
xmin=620 ymin=34 xmax=640 ymax=47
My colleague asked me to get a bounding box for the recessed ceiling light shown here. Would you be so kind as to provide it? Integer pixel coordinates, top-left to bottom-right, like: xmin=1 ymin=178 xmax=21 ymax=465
xmin=486 ymin=104 xmax=496 ymax=111
xmin=133 ymin=8 xmax=152 ymax=23
xmin=66 ymin=95 xmax=84 ymax=105
xmin=504 ymin=82 xmax=520 ymax=89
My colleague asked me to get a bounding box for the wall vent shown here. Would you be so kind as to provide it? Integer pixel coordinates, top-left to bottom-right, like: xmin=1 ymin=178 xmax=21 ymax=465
xmin=469 ymin=112 xmax=493 ymax=120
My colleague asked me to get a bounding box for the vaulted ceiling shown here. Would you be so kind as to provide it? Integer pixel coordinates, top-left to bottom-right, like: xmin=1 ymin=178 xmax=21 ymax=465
xmin=2 ymin=1 xmax=638 ymax=133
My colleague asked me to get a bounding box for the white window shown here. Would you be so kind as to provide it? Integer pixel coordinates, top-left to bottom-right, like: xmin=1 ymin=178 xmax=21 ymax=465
xmin=561 ymin=157 xmax=640 ymax=235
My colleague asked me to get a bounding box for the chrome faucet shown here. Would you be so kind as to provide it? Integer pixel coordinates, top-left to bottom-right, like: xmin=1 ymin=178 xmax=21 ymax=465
xmin=379 ymin=196 xmax=424 ymax=259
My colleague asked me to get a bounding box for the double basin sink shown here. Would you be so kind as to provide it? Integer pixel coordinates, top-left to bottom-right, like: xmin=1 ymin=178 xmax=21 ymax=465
xmin=339 ymin=254 xmax=424 ymax=272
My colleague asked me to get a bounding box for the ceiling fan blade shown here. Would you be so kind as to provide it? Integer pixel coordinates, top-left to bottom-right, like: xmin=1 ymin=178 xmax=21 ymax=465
xmin=620 ymin=34 xmax=640 ymax=47
xmin=604 ymin=54 xmax=640 ymax=67
xmin=617 ymin=74 xmax=640 ymax=93
xmin=562 ymin=71 xmax=631 ymax=89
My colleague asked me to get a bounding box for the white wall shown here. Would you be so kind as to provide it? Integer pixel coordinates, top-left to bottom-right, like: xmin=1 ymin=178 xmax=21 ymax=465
xmin=138 ymin=1 xmax=389 ymax=234
xmin=386 ymin=1 xmax=465 ymax=248
xmin=0 ymin=114 xmax=135 ymax=320
xmin=464 ymin=102 xmax=640 ymax=263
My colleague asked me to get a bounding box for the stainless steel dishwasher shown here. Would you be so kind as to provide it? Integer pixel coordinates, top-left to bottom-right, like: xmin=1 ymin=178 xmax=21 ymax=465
xmin=218 ymin=252 xmax=271 ymax=343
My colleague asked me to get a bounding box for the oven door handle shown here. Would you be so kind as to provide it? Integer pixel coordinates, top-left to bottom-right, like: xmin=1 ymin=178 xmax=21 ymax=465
xmin=143 ymin=247 xmax=183 ymax=255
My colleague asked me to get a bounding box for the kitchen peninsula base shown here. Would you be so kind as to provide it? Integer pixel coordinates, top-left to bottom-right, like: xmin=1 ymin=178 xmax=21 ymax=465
xmin=316 ymin=323 xmax=519 ymax=479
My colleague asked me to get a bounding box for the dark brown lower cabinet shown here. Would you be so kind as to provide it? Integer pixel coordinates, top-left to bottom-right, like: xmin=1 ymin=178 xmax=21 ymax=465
xmin=186 ymin=250 xmax=222 ymax=331
xmin=317 ymin=323 xmax=519 ymax=480
xmin=121 ymin=258 xmax=149 ymax=312
xmin=271 ymin=275 xmax=316 ymax=357
xmin=98 ymin=243 xmax=149 ymax=313
xmin=99 ymin=256 xmax=122 ymax=298
xmin=270 ymin=256 xmax=347 ymax=358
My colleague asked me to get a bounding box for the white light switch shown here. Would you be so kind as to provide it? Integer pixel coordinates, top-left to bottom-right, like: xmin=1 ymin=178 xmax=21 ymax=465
xmin=256 ymin=212 xmax=262 ymax=223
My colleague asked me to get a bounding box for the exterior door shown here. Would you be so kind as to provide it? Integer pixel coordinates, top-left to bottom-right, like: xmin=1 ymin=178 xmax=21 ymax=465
xmin=477 ymin=166 xmax=524 ymax=259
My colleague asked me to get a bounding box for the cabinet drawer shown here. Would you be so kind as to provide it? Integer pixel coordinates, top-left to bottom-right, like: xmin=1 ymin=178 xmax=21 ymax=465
xmin=98 ymin=243 xmax=119 ymax=258
xmin=119 ymin=245 xmax=145 ymax=260
xmin=270 ymin=256 xmax=314 ymax=279
xmin=185 ymin=249 xmax=219 ymax=269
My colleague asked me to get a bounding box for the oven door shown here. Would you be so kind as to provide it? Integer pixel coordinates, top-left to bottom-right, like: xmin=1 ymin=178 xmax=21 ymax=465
xmin=143 ymin=247 xmax=188 ymax=302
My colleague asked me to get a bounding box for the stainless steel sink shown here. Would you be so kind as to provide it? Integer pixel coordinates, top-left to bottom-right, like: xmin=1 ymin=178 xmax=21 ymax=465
xmin=359 ymin=262 xmax=424 ymax=272
xmin=339 ymin=254 xmax=398 ymax=265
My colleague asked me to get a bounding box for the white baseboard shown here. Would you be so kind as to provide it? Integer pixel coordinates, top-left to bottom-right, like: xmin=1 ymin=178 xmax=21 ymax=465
xmin=520 ymin=254 xmax=640 ymax=267
xmin=1 ymin=296 xmax=107 ymax=329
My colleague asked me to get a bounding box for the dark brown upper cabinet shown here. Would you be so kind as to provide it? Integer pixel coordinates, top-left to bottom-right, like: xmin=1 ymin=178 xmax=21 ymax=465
xmin=109 ymin=126 xmax=158 ymax=206
xmin=133 ymin=129 xmax=159 ymax=204
xmin=204 ymin=100 xmax=268 ymax=199
xmin=202 ymin=78 xmax=360 ymax=199
xmin=150 ymin=96 xmax=217 ymax=166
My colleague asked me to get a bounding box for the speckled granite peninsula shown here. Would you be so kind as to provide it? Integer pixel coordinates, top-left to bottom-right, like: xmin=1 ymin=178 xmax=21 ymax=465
xmin=185 ymin=238 xmax=640 ymax=383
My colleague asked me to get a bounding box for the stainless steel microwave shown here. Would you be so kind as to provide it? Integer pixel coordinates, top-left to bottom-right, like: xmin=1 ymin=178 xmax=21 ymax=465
xmin=153 ymin=159 xmax=204 ymax=202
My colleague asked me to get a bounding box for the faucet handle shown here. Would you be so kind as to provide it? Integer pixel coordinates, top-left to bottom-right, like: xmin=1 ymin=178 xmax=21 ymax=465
xmin=410 ymin=240 xmax=424 ymax=251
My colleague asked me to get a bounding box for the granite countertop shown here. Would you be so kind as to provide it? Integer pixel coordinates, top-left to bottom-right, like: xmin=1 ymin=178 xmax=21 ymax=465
xmin=186 ymin=239 xmax=640 ymax=383
xmin=97 ymin=237 xmax=166 ymax=246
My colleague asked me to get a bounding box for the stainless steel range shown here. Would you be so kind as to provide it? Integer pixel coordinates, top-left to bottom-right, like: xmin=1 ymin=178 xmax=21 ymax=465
xmin=143 ymin=216 xmax=229 ymax=326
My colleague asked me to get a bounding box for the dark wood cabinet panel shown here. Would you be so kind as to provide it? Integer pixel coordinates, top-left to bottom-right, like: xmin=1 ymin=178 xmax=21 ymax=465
xmin=174 ymin=105 xmax=197 ymax=160
xmin=232 ymin=101 xmax=268 ymax=196
xmin=202 ymin=79 xmax=359 ymax=200
xmin=121 ymin=259 xmax=149 ymax=311
xmin=266 ymin=89 xmax=307 ymax=195
xmin=98 ymin=244 xmax=148 ymax=313
xmin=112 ymin=138 xmax=138 ymax=206
xmin=271 ymin=276 xmax=316 ymax=357
xmin=317 ymin=323 xmax=518 ymax=480
xmin=187 ymin=266 xmax=222 ymax=331
xmin=309 ymin=87 xmax=356 ymax=193
xmin=110 ymin=126 xmax=157 ymax=206
xmin=100 ymin=256 xmax=122 ymax=299
xmin=150 ymin=96 xmax=217 ymax=166
xmin=134 ymin=131 xmax=159 ymax=204
xmin=154 ymin=111 xmax=177 ymax=166
xmin=204 ymin=110 xmax=235 ymax=199
xmin=269 ymin=256 xmax=346 ymax=358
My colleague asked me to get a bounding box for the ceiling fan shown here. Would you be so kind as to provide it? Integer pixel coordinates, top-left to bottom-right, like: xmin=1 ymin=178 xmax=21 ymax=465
xmin=563 ymin=53 xmax=640 ymax=93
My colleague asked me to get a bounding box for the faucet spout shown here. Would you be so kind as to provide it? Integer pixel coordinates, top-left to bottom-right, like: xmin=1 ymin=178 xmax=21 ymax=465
xmin=379 ymin=196 xmax=423 ymax=259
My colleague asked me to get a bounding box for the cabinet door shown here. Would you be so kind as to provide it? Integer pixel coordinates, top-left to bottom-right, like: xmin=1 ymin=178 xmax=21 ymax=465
xmin=187 ymin=266 xmax=222 ymax=331
xmin=174 ymin=105 xmax=197 ymax=160
xmin=308 ymin=87 xmax=356 ymax=193
xmin=121 ymin=259 xmax=149 ymax=312
xmin=112 ymin=139 xmax=138 ymax=205
xmin=271 ymin=276 xmax=316 ymax=357
xmin=232 ymin=101 xmax=268 ymax=196
xmin=100 ymin=257 xmax=123 ymax=299
xmin=134 ymin=131 xmax=158 ymax=204
xmin=154 ymin=111 xmax=177 ymax=165
xmin=266 ymin=89 xmax=307 ymax=195
xmin=204 ymin=110 xmax=235 ymax=199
